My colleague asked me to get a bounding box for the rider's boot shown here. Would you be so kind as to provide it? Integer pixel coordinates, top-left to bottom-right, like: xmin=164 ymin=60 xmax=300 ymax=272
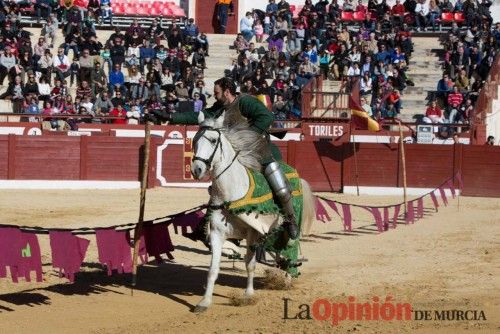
xmin=264 ymin=162 xmax=299 ymax=240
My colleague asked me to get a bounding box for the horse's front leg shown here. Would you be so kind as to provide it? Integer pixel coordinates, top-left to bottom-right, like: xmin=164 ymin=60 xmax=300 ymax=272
xmin=194 ymin=213 xmax=225 ymax=313
xmin=244 ymin=231 xmax=259 ymax=298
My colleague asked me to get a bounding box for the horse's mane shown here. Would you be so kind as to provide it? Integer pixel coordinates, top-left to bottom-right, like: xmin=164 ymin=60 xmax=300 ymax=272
xmin=202 ymin=118 xmax=267 ymax=172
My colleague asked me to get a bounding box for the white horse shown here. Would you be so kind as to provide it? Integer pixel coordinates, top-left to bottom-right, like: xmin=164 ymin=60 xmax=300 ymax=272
xmin=190 ymin=112 xmax=315 ymax=313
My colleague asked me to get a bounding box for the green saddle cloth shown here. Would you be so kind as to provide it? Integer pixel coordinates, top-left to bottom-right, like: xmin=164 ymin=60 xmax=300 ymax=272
xmin=227 ymin=162 xmax=304 ymax=277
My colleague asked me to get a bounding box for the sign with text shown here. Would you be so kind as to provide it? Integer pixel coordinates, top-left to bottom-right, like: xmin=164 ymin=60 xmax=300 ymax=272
xmin=302 ymin=123 xmax=350 ymax=140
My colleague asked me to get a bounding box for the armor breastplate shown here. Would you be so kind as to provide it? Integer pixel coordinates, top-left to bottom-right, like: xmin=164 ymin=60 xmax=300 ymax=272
xmin=222 ymin=94 xmax=248 ymax=128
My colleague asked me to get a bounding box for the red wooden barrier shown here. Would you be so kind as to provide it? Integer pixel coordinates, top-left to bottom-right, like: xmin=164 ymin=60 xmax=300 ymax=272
xmin=1 ymin=135 xmax=500 ymax=196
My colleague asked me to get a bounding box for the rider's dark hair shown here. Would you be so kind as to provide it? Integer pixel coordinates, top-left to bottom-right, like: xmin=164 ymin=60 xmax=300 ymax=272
xmin=214 ymin=77 xmax=237 ymax=95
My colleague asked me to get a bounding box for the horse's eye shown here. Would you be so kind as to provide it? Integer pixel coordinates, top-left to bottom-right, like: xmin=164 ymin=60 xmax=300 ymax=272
xmin=210 ymin=138 xmax=217 ymax=144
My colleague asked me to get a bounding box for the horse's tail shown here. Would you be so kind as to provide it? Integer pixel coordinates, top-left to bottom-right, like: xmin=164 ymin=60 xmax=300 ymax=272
xmin=300 ymin=179 xmax=315 ymax=236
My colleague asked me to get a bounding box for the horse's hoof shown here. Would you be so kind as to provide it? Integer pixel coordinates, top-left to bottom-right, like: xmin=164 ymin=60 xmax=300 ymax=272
xmin=193 ymin=305 xmax=208 ymax=313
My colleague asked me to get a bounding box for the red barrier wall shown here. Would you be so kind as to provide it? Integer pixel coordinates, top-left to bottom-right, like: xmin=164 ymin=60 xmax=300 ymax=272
xmin=1 ymin=135 xmax=500 ymax=197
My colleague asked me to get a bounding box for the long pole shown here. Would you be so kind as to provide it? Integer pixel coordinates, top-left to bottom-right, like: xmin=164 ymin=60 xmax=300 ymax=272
xmin=131 ymin=121 xmax=151 ymax=293
xmin=398 ymin=120 xmax=408 ymax=218
xmin=351 ymin=122 xmax=360 ymax=196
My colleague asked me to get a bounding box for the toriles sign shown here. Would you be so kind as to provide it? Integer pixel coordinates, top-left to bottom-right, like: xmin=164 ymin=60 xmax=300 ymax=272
xmin=302 ymin=123 xmax=349 ymax=140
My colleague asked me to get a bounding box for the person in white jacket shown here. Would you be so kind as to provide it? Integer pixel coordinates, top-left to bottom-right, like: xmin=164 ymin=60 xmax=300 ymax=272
xmin=53 ymin=48 xmax=71 ymax=81
xmin=415 ymin=0 xmax=429 ymax=31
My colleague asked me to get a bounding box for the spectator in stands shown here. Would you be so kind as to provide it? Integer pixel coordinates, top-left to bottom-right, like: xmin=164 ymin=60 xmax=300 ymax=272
xmin=0 ymin=75 xmax=24 ymax=113
xmin=0 ymin=46 xmax=16 ymax=84
xmin=240 ymin=12 xmax=255 ymax=42
xmin=427 ymin=0 xmax=441 ymax=31
xmin=455 ymin=69 xmax=470 ymax=92
xmin=486 ymin=136 xmax=495 ymax=145
xmin=41 ymin=15 xmax=57 ymax=47
xmin=424 ymin=100 xmax=444 ymax=124
xmin=391 ymin=0 xmax=406 ymax=27
xmin=360 ymin=96 xmax=373 ymax=117
xmin=360 ymin=71 xmax=373 ymax=96
xmin=277 ymin=0 xmax=292 ymax=26
xmin=100 ymin=0 xmax=113 ymax=25
xmin=93 ymin=91 xmax=114 ymax=117
xmin=109 ymin=103 xmax=127 ymax=124
xmin=436 ymin=72 xmax=452 ymax=101
xmin=414 ymin=0 xmax=429 ymax=31
xmin=299 ymin=56 xmax=319 ymax=79
xmin=109 ymin=63 xmax=126 ymax=96
xmin=447 ymin=85 xmax=464 ymax=107
xmin=53 ymin=48 xmax=70 ymax=82
xmin=110 ymin=38 xmax=126 ymax=67
xmin=184 ymin=18 xmax=199 ymax=44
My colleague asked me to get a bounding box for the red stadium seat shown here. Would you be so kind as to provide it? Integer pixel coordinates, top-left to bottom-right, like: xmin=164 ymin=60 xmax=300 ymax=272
xmin=135 ymin=5 xmax=148 ymax=16
xmin=340 ymin=11 xmax=354 ymax=22
xmin=161 ymin=7 xmax=173 ymax=16
xmin=441 ymin=12 xmax=454 ymax=23
xmin=150 ymin=7 xmax=161 ymax=16
xmin=454 ymin=12 xmax=465 ymax=24
xmin=353 ymin=11 xmax=365 ymax=21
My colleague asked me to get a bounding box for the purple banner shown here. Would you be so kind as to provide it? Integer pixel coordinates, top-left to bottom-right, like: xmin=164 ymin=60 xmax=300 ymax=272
xmin=392 ymin=204 xmax=401 ymax=228
xmin=416 ymin=197 xmax=424 ymax=219
xmin=315 ymin=197 xmax=331 ymax=223
xmin=430 ymin=191 xmax=439 ymax=211
xmin=341 ymin=204 xmax=352 ymax=232
xmin=95 ymin=229 xmax=133 ymax=276
xmin=406 ymin=201 xmax=415 ymax=224
xmin=49 ymin=231 xmax=90 ymax=282
xmin=447 ymin=179 xmax=456 ymax=199
xmin=438 ymin=186 xmax=449 ymax=206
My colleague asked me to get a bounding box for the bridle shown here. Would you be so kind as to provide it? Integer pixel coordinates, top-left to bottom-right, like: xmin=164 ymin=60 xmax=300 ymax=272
xmin=192 ymin=126 xmax=239 ymax=180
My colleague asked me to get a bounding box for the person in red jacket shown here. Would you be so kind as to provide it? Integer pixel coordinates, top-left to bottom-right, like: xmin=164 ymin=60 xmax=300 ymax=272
xmin=391 ymin=0 xmax=406 ymax=26
xmin=423 ymin=100 xmax=444 ymax=124
xmin=109 ymin=104 xmax=127 ymax=124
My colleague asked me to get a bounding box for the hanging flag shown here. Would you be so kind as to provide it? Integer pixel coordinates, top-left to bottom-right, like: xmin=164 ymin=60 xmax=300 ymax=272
xmin=126 ymin=231 xmax=148 ymax=265
xmin=49 ymin=231 xmax=90 ymax=282
xmin=95 ymin=229 xmax=133 ymax=276
xmin=406 ymin=201 xmax=415 ymax=224
xmin=171 ymin=210 xmax=204 ymax=235
xmin=142 ymin=223 xmax=174 ymax=262
xmin=325 ymin=200 xmax=341 ymax=218
xmin=383 ymin=207 xmax=390 ymax=231
xmin=416 ymin=197 xmax=424 ymax=219
xmin=19 ymin=233 xmax=43 ymax=282
xmin=349 ymin=78 xmax=380 ymax=131
xmin=430 ymin=191 xmax=439 ymax=212
xmin=341 ymin=204 xmax=352 ymax=231
xmin=0 ymin=227 xmax=23 ymax=283
xmin=363 ymin=207 xmax=384 ymax=233
xmin=438 ymin=187 xmax=449 ymax=206
xmin=315 ymin=197 xmax=331 ymax=222
xmin=392 ymin=204 xmax=401 ymax=228
xmin=351 ymin=109 xmax=381 ymax=131
xmin=446 ymin=179 xmax=456 ymax=199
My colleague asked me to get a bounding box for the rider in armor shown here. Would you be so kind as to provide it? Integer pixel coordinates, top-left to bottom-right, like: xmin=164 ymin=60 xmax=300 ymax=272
xmin=148 ymin=77 xmax=299 ymax=240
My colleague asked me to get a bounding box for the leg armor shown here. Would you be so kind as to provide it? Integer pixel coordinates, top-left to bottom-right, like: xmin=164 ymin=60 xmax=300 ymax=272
xmin=264 ymin=162 xmax=299 ymax=240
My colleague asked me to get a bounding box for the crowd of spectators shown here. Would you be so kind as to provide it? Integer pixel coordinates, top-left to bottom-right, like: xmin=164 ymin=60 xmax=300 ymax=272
xmin=0 ymin=0 xmax=498 ymax=131
xmin=0 ymin=2 xmax=210 ymax=129
xmin=230 ymin=0 xmax=498 ymax=125
xmin=426 ymin=20 xmax=498 ymax=125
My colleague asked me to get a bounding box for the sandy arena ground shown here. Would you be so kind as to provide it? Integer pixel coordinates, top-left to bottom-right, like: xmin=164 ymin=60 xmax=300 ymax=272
xmin=0 ymin=188 xmax=499 ymax=334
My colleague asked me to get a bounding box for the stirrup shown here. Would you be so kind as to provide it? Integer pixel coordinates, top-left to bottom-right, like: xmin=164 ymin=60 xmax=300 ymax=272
xmin=283 ymin=221 xmax=299 ymax=240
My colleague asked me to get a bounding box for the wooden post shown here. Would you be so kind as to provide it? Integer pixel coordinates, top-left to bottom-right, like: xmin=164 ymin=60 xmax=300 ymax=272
xmin=350 ymin=122 xmax=360 ymax=196
xmin=398 ymin=121 xmax=408 ymax=217
xmin=131 ymin=121 xmax=151 ymax=292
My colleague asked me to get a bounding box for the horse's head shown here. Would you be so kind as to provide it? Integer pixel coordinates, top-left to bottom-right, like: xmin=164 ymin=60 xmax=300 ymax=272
xmin=191 ymin=112 xmax=225 ymax=180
